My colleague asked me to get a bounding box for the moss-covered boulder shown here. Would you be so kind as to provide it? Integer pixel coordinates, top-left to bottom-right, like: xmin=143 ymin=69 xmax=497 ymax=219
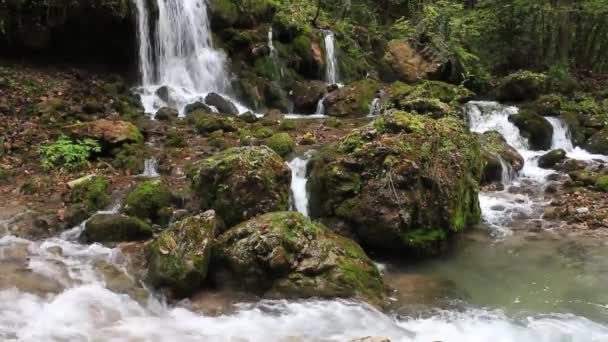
xmin=380 ymin=40 xmax=443 ymax=82
xmin=531 ymin=94 xmax=563 ymax=116
xmin=146 ymin=211 xmax=221 ymax=296
xmin=193 ymin=113 xmax=238 ymax=135
xmin=213 ymin=212 xmax=384 ymax=303
xmin=479 ymin=131 xmax=524 ymax=184
xmin=538 ymin=149 xmax=567 ymax=169
xmin=70 ymin=175 xmax=111 ymax=212
xmin=65 ymin=119 xmax=143 ymax=147
xmin=309 ymin=111 xmax=482 ymax=256
xmin=205 ymin=93 xmax=239 ymax=115
xmin=324 ymin=80 xmax=381 ymax=117
xmin=123 ymin=180 xmax=173 ymax=224
xmin=386 ymin=81 xmax=472 ymax=117
xmin=266 ymin=133 xmax=295 ymax=157
xmin=595 ymin=176 xmax=608 ymax=192
xmin=497 ymin=71 xmax=548 ymax=102
xmin=188 ymin=146 xmax=290 ymax=227
xmin=81 ymin=214 xmax=152 ymax=244
xmin=586 ymin=127 xmax=608 ymax=155
xmin=508 ymin=110 xmax=553 ymax=150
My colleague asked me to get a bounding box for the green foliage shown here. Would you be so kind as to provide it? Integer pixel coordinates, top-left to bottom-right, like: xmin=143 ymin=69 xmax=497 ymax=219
xmin=40 ymin=135 xmax=101 ymax=171
xmin=596 ymin=176 xmax=608 ymax=192
xmin=123 ymin=180 xmax=173 ymax=224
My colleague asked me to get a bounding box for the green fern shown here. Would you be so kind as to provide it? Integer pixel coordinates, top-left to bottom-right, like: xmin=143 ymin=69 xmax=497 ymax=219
xmin=40 ymin=135 xmax=101 ymax=171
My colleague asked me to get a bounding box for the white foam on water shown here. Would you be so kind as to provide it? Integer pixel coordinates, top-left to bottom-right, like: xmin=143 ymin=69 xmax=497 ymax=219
xmin=60 ymin=204 xmax=121 ymax=241
xmin=368 ymin=97 xmax=382 ymax=117
xmin=546 ymin=116 xmax=608 ymax=162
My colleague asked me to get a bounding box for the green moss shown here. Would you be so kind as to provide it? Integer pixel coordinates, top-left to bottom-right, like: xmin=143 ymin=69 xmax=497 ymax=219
xmin=195 ymin=114 xmax=237 ymax=135
xmin=71 ymin=176 xmax=111 ymax=212
xmin=81 ymin=214 xmax=152 ymax=244
xmin=0 ymin=168 xmax=12 ymax=181
xmin=254 ymin=56 xmax=279 ymax=80
xmin=596 ymin=176 xmax=608 ymax=192
xmin=497 ymin=70 xmax=548 ymax=102
xmin=278 ymin=120 xmax=297 ymax=131
xmin=123 ymin=180 xmax=173 ymax=224
xmin=166 ymin=128 xmax=187 ymax=148
xmin=401 ymin=228 xmax=448 ymax=255
xmin=255 ymin=127 xmax=274 ymax=138
xmin=111 ymin=143 xmax=148 ymax=175
xmin=266 ymin=133 xmax=295 ymax=157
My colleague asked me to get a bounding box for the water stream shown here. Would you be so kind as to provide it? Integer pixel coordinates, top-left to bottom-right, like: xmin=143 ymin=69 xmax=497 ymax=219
xmin=287 ymin=153 xmax=312 ymax=216
xmin=2 ymin=94 xmax=608 ymax=339
xmin=323 ymin=30 xmax=339 ymax=85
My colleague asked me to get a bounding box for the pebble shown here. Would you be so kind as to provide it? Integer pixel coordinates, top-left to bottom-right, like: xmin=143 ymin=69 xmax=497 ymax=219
xmin=576 ymin=207 xmax=590 ymax=214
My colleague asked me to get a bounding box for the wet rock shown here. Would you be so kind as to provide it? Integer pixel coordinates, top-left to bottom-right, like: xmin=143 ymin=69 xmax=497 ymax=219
xmin=309 ymin=111 xmax=482 ymax=256
xmin=81 ymin=214 xmax=153 ymax=244
xmin=122 ymin=180 xmax=173 ymax=225
xmin=496 ymin=70 xmax=548 ymax=102
xmin=155 ymin=107 xmax=179 ymax=121
xmin=238 ymin=112 xmax=258 ymax=123
xmin=538 ymin=149 xmax=567 ymax=169
xmin=192 ymin=112 xmax=238 ymax=135
xmin=557 ymin=159 xmax=589 ymax=172
xmin=380 ymin=40 xmax=443 ymax=82
xmin=586 ymin=127 xmax=608 ymax=155
xmin=146 ymin=211 xmax=220 ymax=296
xmin=568 ymin=170 xmax=598 ymax=186
xmin=188 ymin=146 xmax=290 ymax=227
xmin=213 ymin=212 xmax=384 ymax=303
xmin=0 ymin=262 xmax=63 ymax=295
xmin=545 ymin=184 xmax=559 ymax=194
xmin=65 ymin=119 xmax=144 ymax=146
xmin=292 ymin=80 xmax=327 ymax=114
xmin=508 ymin=110 xmax=553 ymax=150
xmin=205 ymin=93 xmax=239 ymax=115
xmin=94 ymin=260 xmax=150 ymax=304
xmin=324 ymin=80 xmax=381 ymax=117
xmin=185 ymin=101 xmax=213 ymax=115
xmin=479 ymin=131 xmax=524 ymax=184
xmin=155 ymin=86 xmax=170 ymax=103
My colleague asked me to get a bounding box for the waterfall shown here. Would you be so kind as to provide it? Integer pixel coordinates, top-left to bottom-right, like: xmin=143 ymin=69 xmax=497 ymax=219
xmin=287 ymin=155 xmax=312 ymax=216
xmin=315 ymin=96 xmax=326 ymax=115
xmin=368 ymin=98 xmax=381 ymax=117
xmin=323 ymin=30 xmax=339 ymax=85
xmin=497 ymin=155 xmax=515 ymax=185
xmin=141 ymin=158 xmax=160 ymax=178
xmin=133 ymin=0 xmax=246 ymax=116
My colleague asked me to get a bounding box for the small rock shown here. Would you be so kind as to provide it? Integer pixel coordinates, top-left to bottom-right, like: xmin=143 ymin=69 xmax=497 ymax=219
xmin=205 ymin=93 xmax=239 ymax=115
xmin=155 ymin=107 xmax=179 ymax=121
xmin=576 ymin=207 xmax=590 ymax=214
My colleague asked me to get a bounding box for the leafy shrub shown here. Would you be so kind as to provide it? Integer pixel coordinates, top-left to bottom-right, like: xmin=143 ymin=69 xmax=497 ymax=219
xmin=40 ymin=135 xmax=101 ymax=171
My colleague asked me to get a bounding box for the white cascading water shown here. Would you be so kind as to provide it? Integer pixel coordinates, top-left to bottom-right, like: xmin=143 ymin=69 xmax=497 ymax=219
xmin=287 ymin=154 xmax=312 ymax=216
xmin=368 ymin=98 xmax=381 ymax=117
xmin=323 ymin=30 xmax=339 ymax=85
xmin=133 ymin=0 xmax=247 ymax=116
xmin=315 ymin=95 xmax=326 ymax=115
xmin=141 ymin=158 xmax=160 ymax=178
xmin=466 ymin=101 xmax=607 ymax=235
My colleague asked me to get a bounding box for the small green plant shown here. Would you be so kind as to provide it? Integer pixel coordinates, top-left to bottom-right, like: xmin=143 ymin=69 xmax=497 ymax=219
xmin=40 ymin=135 xmax=101 ymax=171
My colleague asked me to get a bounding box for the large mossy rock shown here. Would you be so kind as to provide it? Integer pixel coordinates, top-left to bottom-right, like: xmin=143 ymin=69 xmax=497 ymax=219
xmin=69 ymin=175 xmax=111 ymax=212
xmin=292 ymin=80 xmax=327 ymax=114
xmin=146 ymin=211 xmax=221 ymax=296
xmin=538 ymin=149 xmax=567 ymax=169
xmin=586 ymin=127 xmax=608 ymax=155
xmin=309 ymin=111 xmax=482 ymax=256
xmin=65 ymin=119 xmax=144 ymax=146
xmin=213 ymin=212 xmax=384 ymax=303
xmin=385 ymin=81 xmax=473 ymax=118
xmin=508 ymin=110 xmax=553 ymax=150
xmin=496 ymin=71 xmax=548 ymax=102
xmin=380 ymin=40 xmax=443 ymax=83
xmin=81 ymin=214 xmax=152 ymax=244
xmin=188 ymin=146 xmax=290 ymax=227
xmin=479 ymin=131 xmax=524 ymax=184
xmin=123 ymin=180 xmax=173 ymax=224
xmin=324 ymin=80 xmax=381 ymax=117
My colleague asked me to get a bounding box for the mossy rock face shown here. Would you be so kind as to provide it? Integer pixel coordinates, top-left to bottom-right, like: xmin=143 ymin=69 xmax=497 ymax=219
xmin=380 ymin=39 xmax=444 ymax=83
xmin=479 ymin=131 xmax=524 ymax=184
xmin=213 ymin=212 xmax=384 ymax=303
xmin=538 ymin=149 xmax=567 ymax=169
xmin=497 ymin=71 xmax=548 ymax=102
xmin=386 ymin=81 xmax=472 ymax=116
xmin=266 ymin=133 xmax=295 ymax=157
xmin=123 ymin=180 xmax=173 ymax=224
xmin=146 ymin=211 xmax=221 ymax=296
xmin=586 ymin=127 xmax=608 ymax=155
xmin=194 ymin=113 xmax=238 ymax=135
xmin=508 ymin=110 xmax=553 ymax=150
xmin=65 ymin=119 xmax=144 ymax=148
xmin=188 ymin=146 xmax=290 ymax=227
xmin=324 ymin=80 xmax=381 ymax=117
xmin=309 ymin=111 xmax=482 ymax=256
xmin=81 ymin=214 xmax=152 ymax=244
xmin=532 ymin=94 xmax=563 ymax=116
xmin=595 ymin=176 xmax=608 ymax=192
xmin=292 ymin=80 xmax=327 ymax=114
xmin=70 ymin=176 xmax=111 ymax=212
xmin=111 ymin=143 xmax=148 ymax=175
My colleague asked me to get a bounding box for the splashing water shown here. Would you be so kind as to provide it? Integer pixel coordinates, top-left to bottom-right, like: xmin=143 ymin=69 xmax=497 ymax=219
xmin=133 ymin=0 xmax=248 ymax=116
xmin=545 ymin=116 xmax=608 ymax=162
xmin=368 ymin=98 xmax=382 ymax=117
